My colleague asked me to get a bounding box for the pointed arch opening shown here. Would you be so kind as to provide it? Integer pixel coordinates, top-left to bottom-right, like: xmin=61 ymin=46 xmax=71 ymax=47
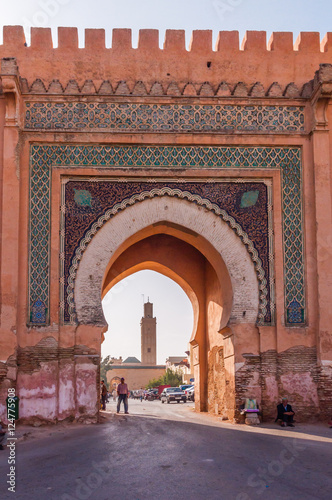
xmin=74 ymin=196 xmax=260 ymax=414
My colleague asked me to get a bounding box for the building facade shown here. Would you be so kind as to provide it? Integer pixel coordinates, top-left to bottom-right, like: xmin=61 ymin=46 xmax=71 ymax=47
xmin=165 ymin=356 xmax=192 ymax=384
xmin=0 ymin=27 xmax=332 ymax=423
xmin=107 ymin=357 xmax=166 ymax=392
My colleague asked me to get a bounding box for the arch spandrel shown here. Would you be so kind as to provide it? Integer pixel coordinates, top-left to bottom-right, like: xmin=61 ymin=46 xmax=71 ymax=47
xmin=74 ymin=196 xmax=260 ymax=327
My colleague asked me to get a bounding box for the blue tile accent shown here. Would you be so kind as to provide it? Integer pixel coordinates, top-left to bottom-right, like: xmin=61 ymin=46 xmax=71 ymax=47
xmin=31 ymin=299 xmax=47 ymax=324
xmin=29 ymin=145 xmax=304 ymax=327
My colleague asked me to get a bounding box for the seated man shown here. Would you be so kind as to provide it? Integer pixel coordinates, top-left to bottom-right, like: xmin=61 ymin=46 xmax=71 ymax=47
xmin=0 ymin=420 xmax=8 ymax=450
xmin=276 ymin=397 xmax=295 ymax=427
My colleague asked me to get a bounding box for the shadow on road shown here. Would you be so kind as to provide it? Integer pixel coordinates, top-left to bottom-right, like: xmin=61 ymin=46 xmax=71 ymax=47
xmin=0 ymin=407 xmax=331 ymax=500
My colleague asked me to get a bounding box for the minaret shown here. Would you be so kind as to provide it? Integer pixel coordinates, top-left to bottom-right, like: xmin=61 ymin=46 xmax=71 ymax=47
xmin=141 ymin=299 xmax=157 ymax=365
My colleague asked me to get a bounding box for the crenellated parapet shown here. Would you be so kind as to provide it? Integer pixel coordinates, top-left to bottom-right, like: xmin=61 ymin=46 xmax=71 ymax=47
xmin=1 ymin=27 xmax=332 ymax=92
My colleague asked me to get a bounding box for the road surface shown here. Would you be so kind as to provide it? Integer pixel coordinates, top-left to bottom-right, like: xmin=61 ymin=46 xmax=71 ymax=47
xmin=0 ymin=398 xmax=331 ymax=500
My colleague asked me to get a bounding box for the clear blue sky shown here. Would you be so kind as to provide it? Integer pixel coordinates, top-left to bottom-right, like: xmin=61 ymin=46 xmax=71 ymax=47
xmin=1 ymin=0 xmax=331 ymax=362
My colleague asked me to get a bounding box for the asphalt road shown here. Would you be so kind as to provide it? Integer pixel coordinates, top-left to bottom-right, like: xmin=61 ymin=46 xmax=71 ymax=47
xmin=0 ymin=399 xmax=331 ymax=500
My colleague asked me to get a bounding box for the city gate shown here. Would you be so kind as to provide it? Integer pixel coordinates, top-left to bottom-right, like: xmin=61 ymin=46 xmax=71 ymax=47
xmin=0 ymin=27 xmax=332 ymax=422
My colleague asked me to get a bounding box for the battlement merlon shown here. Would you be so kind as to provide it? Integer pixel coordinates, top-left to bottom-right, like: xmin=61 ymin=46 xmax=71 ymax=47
xmin=1 ymin=27 xmax=332 ymax=88
xmin=2 ymin=26 xmax=332 ymax=53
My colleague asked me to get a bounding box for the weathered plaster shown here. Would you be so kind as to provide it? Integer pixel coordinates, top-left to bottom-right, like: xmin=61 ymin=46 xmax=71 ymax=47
xmin=280 ymin=373 xmax=319 ymax=406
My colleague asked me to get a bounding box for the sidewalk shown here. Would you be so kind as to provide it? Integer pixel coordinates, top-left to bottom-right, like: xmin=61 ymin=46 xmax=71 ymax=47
xmin=6 ymin=410 xmax=332 ymax=446
xmin=217 ymin=420 xmax=332 ymax=443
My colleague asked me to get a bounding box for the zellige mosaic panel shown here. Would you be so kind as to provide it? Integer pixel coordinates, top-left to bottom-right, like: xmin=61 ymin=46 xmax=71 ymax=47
xmin=29 ymin=145 xmax=304 ymax=327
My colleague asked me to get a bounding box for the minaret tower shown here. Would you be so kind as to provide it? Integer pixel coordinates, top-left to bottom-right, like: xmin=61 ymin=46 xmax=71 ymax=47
xmin=141 ymin=299 xmax=157 ymax=365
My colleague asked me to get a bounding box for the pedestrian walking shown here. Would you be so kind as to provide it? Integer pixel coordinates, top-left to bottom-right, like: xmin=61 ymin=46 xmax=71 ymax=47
xmin=112 ymin=388 xmax=117 ymax=401
xmin=100 ymin=380 xmax=107 ymax=410
xmin=117 ymin=377 xmax=129 ymax=414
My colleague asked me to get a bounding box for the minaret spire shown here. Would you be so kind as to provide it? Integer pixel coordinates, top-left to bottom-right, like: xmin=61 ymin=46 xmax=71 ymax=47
xmin=140 ymin=299 xmax=156 ymax=365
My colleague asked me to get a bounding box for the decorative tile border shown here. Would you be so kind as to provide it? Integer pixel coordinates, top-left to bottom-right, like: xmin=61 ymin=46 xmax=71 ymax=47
xmin=28 ymin=145 xmax=304 ymax=326
xmin=25 ymin=102 xmax=305 ymax=133
xmin=60 ymin=179 xmax=272 ymax=325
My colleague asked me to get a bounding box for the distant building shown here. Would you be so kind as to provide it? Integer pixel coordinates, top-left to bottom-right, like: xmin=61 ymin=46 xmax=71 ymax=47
xmin=110 ymin=356 xmax=123 ymax=364
xmin=107 ymin=300 xmax=166 ymax=390
xmin=166 ymin=356 xmax=187 ymax=368
xmin=141 ymin=300 xmax=157 ymax=365
xmin=122 ymin=356 xmax=140 ymax=364
xmin=166 ymin=356 xmax=192 ymax=383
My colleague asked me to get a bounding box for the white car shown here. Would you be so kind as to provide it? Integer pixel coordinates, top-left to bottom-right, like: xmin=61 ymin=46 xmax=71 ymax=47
xmin=185 ymin=386 xmax=195 ymax=402
xmin=160 ymin=387 xmax=187 ymax=404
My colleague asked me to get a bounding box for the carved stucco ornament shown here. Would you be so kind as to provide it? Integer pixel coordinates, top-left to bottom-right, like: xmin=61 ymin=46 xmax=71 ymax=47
xmin=310 ymin=64 xmax=332 ymax=131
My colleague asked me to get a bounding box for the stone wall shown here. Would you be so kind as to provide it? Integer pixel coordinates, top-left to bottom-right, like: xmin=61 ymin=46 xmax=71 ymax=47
xmin=13 ymin=337 xmax=100 ymax=423
xmin=208 ymin=346 xmax=227 ymax=417
xmin=234 ymin=345 xmax=320 ymax=422
xmin=107 ymin=367 xmax=166 ymax=391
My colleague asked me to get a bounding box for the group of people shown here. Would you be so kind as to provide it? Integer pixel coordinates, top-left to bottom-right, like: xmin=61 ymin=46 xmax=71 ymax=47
xmin=101 ymin=380 xmax=309 ymax=427
xmin=100 ymin=377 xmax=130 ymax=414
xmin=100 ymin=382 xmax=331 ymax=426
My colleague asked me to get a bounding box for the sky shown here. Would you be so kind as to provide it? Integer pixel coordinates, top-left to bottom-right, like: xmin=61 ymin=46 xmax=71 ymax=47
xmin=102 ymin=271 xmax=194 ymax=365
xmin=0 ymin=0 xmax=331 ymax=47
xmin=1 ymin=0 xmax=331 ymax=363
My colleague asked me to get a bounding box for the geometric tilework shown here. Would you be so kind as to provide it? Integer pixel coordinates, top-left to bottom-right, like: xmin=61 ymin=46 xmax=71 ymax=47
xmin=28 ymin=145 xmax=304 ymax=327
xmin=28 ymin=152 xmax=51 ymax=325
xmin=25 ymin=102 xmax=305 ymax=133
xmin=31 ymin=299 xmax=47 ymax=324
xmin=282 ymin=153 xmax=305 ymax=325
xmin=61 ymin=179 xmax=271 ymax=326
xmin=287 ymin=300 xmax=305 ymax=324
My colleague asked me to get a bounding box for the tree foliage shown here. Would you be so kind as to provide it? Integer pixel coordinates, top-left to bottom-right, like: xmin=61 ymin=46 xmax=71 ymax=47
xmin=100 ymin=355 xmax=113 ymax=389
xmin=146 ymin=368 xmax=182 ymax=389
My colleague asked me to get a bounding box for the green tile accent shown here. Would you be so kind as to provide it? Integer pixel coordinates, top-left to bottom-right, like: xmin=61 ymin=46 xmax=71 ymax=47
xmin=29 ymin=145 xmax=304 ymax=327
xmin=240 ymin=190 xmax=260 ymax=208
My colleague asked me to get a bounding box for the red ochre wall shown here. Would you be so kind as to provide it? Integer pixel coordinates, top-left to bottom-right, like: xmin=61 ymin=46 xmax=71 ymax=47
xmin=0 ymin=27 xmax=331 ymax=424
xmin=0 ymin=27 xmax=332 ymax=92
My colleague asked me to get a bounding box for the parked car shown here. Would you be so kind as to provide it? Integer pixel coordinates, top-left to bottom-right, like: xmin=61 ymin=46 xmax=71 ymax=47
xmin=145 ymin=389 xmax=159 ymax=401
xmin=185 ymin=386 xmax=195 ymax=402
xmin=179 ymin=384 xmax=193 ymax=391
xmin=160 ymin=387 xmax=187 ymax=404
